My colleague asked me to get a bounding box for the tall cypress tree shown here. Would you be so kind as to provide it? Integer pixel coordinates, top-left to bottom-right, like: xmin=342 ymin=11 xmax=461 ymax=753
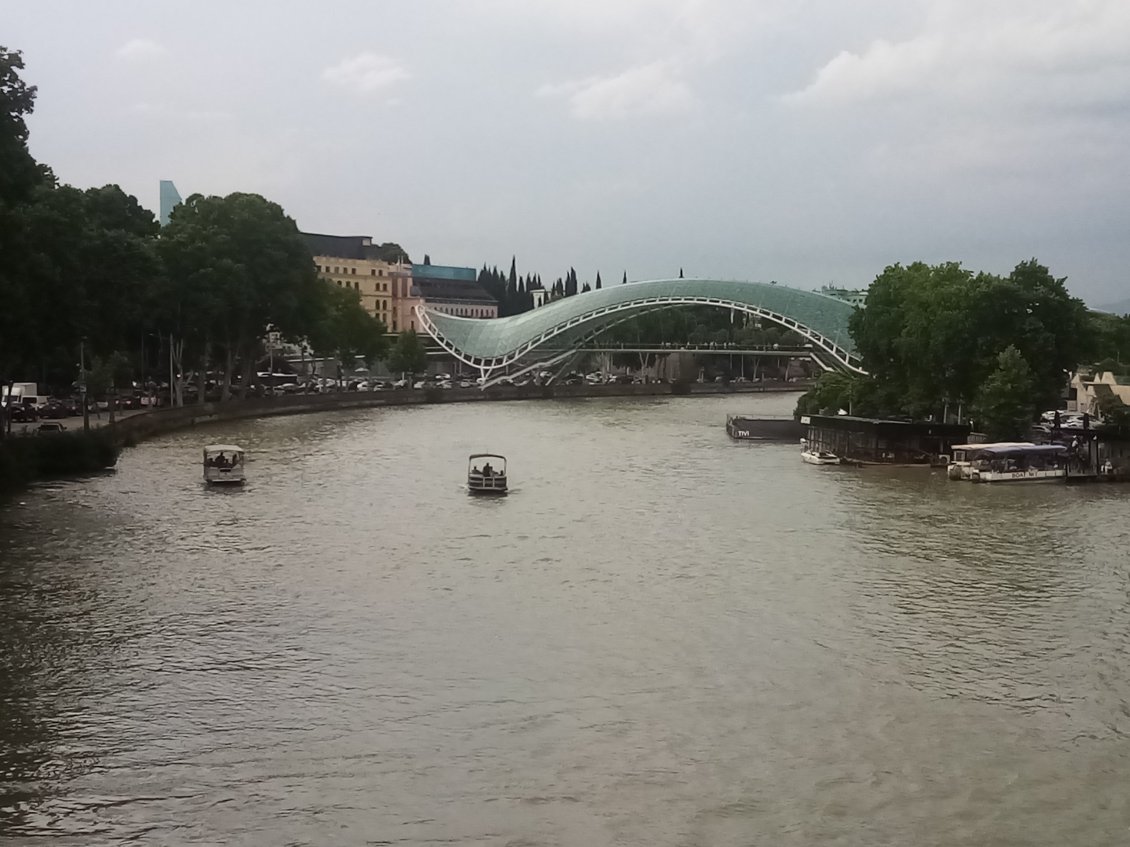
xmin=622 ymin=271 xmax=627 ymax=285
xmin=595 ymin=272 xmax=602 ymax=290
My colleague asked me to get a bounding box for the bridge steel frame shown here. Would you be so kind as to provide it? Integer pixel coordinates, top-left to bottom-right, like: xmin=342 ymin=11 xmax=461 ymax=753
xmin=415 ymin=279 xmax=865 ymax=386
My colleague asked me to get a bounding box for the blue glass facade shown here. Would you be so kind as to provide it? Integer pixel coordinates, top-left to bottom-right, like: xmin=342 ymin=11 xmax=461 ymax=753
xmin=159 ymin=180 xmax=183 ymax=227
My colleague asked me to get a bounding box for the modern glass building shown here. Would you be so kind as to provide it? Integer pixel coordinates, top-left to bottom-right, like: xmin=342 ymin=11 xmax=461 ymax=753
xmin=159 ymin=180 xmax=183 ymax=227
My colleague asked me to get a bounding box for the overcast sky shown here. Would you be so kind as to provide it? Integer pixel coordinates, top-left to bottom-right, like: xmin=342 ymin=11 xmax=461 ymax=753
xmin=9 ymin=0 xmax=1130 ymax=305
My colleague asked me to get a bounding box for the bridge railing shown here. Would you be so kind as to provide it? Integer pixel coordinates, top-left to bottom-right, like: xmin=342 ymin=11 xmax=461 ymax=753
xmin=566 ymin=342 xmax=815 ymax=352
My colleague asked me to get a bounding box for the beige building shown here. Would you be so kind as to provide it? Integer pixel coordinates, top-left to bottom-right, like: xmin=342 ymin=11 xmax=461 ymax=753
xmin=390 ymin=265 xmax=419 ymax=333
xmin=1069 ymin=370 xmax=1130 ymax=417
xmin=303 ymin=233 xmax=406 ymax=327
xmin=302 ymin=234 xmax=498 ymax=335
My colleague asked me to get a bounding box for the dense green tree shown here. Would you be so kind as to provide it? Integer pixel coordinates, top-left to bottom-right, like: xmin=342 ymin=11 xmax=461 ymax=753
xmin=4 ymin=183 xmax=161 ymax=383
xmin=795 ymin=372 xmax=863 ymax=416
xmin=310 ymin=286 xmax=389 ymax=375
xmin=371 ymin=242 xmax=409 ymax=263
xmin=0 ymin=46 xmax=41 ymax=205
xmin=157 ymin=192 xmax=323 ymax=399
xmin=387 ymin=329 xmax=428 ymax=380
xmin=0 ymin=46 xmax=44 ymax=388
xmin=850 ymin=260 xmax=1090 ymax=418
xmin=974 ymin=346 xmax=1036 ymax=440
xmin=1089 ymin=311 xmax=1130 ymax=366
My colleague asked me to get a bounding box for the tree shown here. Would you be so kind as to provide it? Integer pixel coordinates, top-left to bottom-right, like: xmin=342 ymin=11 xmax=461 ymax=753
xmin=387 ymin=328 xmax=428 ymax=380
xmin=157 ymin=192 xmax=323 ymax=400
xmin=974 ymin=346 xmax=1036 ymax=440
xmin=310 ymin=286 xmax=389 ymax=376
xmin=679 ymin=268 xmax=684 ymax=278
xmin=4 ymin=182 xmax=161 ymax=384
xmin=0 ymin=46 xmax=45 ymax=386
xmin=849 ymin=259 xmax=1090 ymax=419
xmin=373 ymin=242 xmax=409 ymax=263
xmin=1090 ymin=311 xmax=1130 ymax=366
xmin=0 ymin=46 xmax=42 ymax=205
xmin=595 ymin=271 xmax=602 ymax=290
xmin=422 ymin=253 xmax=431 ymax=265
xmin=622 ymin=271 xmax=627 ymax=285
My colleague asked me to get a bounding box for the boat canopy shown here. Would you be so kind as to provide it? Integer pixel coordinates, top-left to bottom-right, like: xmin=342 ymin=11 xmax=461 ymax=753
xmin=204 ymin=444 xmax=245 ymax=455
xmin=468 ymin=453 xmax=506 ymax=461
xmin=971 ymin=443 xmax=1067 ymax=456
xmin=953 ymin=441 xmax=1031 ymax=452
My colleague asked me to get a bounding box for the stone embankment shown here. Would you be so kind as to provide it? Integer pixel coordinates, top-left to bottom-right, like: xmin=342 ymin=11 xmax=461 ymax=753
xmin=109 ymin=381 xmax=805 ymax=444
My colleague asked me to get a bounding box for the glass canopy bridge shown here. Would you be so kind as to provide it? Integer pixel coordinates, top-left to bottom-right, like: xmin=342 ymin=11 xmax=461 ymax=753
xmin=415 ymin=278 xmax=864 ymax=386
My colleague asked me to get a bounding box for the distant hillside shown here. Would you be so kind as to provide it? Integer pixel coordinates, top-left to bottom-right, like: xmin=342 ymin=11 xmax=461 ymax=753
xmin=1098 ymin=298 xmax=1130 ymax=315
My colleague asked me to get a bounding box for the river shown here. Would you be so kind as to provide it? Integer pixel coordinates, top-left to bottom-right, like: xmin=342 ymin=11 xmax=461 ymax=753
xmin=1 ymin=394 xmax=1128 ymax=846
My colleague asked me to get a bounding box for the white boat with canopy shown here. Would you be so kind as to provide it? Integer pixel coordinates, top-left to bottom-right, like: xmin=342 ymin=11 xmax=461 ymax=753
xmin=468 ymin=453 xmax=507 ymax=494
xmin=947 ymin=442 xmax=1032 ymax=480
xmin=203 ymin=444 xmax=246 ymax=484
xmin=957 ymin=443 xmax=1068 ymax=483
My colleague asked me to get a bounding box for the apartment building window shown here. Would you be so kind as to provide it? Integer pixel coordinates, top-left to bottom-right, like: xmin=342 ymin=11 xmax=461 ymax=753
xmin=354 ymin=281 xmax=360 ymax=290
xmin=371 ymin=269 xmax=376 ymax=276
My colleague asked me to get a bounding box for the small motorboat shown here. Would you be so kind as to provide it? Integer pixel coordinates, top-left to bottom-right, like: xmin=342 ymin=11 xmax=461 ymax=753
xmin=801 ymin=449 xmax=841 ymax=465
xmin=203 ymin=444 xmax=246 ymax=484
xmin=799 ymin=439 xmax=840 ymax=465
xmin=468 ymin=453 xmax=507 ymax=495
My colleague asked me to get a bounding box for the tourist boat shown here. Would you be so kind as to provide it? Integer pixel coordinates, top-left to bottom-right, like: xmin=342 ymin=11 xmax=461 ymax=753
xmin=468 ymin=453 xmax=507 ymax=495
xmin=799 ymin=438 xmax=840 ymax=465
xmin=964 ymin=443 xmax=1068 ymax=484
xmin=946 ymin=442 xmax=1033 ymax=480
xmin=203 ymin=444 xmax=246 ymax=484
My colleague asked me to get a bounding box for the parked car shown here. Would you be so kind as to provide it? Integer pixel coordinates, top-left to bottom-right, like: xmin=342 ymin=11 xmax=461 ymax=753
xmin=9 ymin=405 xmax=37 ymax=422
xmin=36 ymin=422 xmax=65 ymax=434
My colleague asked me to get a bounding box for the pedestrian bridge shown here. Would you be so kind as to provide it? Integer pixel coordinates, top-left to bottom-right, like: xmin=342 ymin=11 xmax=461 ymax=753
xmin=415 ymin=278 xmax=863 ymax=383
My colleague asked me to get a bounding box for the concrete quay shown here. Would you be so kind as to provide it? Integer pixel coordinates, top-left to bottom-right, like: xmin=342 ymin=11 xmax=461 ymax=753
xmin=103 ymin=381 xmax=805 ymax=444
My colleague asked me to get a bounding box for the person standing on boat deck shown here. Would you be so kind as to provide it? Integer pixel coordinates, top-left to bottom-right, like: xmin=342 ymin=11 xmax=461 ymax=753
xmin=483 ymin=462 xmax=493 ymax=477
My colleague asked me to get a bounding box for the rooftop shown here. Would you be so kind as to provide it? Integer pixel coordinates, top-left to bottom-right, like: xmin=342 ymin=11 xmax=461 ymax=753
xmin=411 ymin=264 xmax=477 ymax=282
xmin=413 ymin=278 xmax=497 ymax=304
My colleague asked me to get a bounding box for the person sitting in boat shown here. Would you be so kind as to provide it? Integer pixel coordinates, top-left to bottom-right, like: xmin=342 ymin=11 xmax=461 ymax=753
xmin=471 ymin=465 xmax=481 ymax=475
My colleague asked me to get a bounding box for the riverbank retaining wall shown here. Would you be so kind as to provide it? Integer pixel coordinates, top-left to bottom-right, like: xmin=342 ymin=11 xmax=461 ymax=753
xmin=109 ymin=381 xmax=805 ymax=443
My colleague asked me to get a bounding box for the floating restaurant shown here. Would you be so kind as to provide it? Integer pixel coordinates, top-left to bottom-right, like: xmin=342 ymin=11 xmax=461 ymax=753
xmin=799 ymin=414 xmax=972 ymax=465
